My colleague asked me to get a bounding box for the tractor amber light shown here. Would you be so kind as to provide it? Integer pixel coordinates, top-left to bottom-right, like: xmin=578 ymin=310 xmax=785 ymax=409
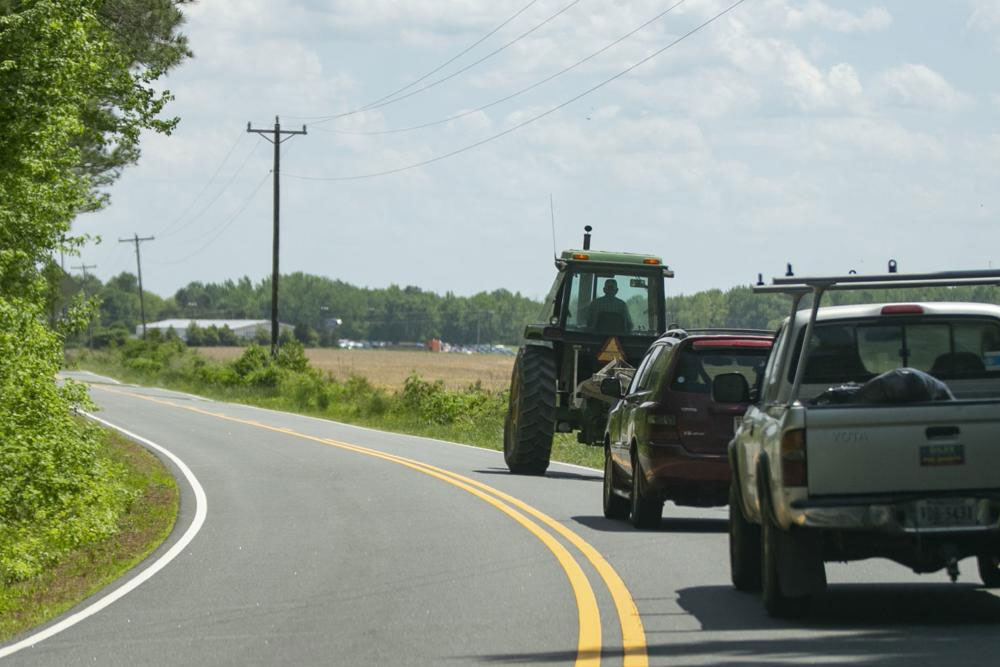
xmin=881 ymin=304 xmax=924 ymax=315
xmin=572 ymin=253 xmax=590 ymax=260
xmin=780 ymin=428 xmax=807 ymax=486
xmin=643 ymin=258 xmax=661 ymax=265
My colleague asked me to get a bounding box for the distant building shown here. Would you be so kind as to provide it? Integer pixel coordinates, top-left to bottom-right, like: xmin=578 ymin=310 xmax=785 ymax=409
xmin=137 ymin=319 xmax=293 ymax=342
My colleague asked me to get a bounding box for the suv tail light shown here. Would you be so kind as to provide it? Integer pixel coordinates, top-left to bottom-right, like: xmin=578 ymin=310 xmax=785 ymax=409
xmin=647 ymin=410 xmax=679 ymax=443
xmin=780 ymin=428 xmax=807 ymax=486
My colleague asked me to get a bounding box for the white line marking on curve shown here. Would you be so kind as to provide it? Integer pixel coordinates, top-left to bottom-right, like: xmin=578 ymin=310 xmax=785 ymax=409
xmin=0 ymin=413 xmax=208 ymax=659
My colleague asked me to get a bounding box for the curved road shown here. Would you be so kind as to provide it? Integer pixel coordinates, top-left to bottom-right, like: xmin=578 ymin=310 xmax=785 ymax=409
xmin=4 ymin=373 xmax=1000 ymax=666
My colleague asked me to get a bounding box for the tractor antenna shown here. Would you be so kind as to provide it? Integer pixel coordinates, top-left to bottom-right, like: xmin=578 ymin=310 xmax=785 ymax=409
xmin=583 ymin=225 xmax=592 ymax=251
xmin=786 ymin=263 xmax=794 ymax=277
xmin=550 ymin=195 xmax=557 ymax=260
xmin=756 ymin=273 xmax=764 ymax=286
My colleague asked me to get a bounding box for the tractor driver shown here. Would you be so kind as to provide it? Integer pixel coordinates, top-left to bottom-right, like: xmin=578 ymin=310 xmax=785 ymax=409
xmin=585 ymin=279 xmax=633 ymax=333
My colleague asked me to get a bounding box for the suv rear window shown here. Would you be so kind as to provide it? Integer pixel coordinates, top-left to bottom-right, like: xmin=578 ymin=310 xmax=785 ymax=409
xmin=669 ymin=345 xmax=770 ymax=394
xmin=788 ymin=318 xmax=1000 ymax=384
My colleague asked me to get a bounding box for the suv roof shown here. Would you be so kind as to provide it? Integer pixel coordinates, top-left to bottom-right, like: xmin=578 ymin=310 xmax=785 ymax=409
xmin=659 ymin=328 xmax=774 ymax=343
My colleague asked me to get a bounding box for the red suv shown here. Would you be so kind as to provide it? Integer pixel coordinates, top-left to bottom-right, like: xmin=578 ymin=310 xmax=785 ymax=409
xmin=601 ymin=329 xmax=773 ymax=528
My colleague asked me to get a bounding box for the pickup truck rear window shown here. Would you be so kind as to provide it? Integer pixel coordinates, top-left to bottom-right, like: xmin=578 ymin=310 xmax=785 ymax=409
xmin=670 ymin=347 xmax=769 ymax=394
xmin=788 ymin=318 xmax=1000 ymax=384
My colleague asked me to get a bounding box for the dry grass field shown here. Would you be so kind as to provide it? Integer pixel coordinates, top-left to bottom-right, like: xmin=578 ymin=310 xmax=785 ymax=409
xmin=195 ymin=347 xmax=515 ymax=391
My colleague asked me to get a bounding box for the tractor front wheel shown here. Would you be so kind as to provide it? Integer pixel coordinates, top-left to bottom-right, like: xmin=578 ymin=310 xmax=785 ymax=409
xmin=503 ymin=346 xmax=557 ymax=475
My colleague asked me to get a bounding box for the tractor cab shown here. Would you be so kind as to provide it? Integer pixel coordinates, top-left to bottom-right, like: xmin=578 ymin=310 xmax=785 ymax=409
xmin=505 ymin=227 xmax=674 ymax=475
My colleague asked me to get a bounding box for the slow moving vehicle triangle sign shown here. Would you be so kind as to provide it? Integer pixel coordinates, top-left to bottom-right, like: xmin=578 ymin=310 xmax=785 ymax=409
xmin=596 ymin=336 xmax=625 ymax=362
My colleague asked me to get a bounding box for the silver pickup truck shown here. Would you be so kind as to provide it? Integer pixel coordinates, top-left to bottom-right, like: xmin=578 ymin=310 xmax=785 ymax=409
xmin=726 ymin=269 xmax=1000 ymax=617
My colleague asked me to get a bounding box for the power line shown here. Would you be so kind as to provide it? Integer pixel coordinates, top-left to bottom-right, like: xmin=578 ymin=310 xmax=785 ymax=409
xmin=298 ymin=0 xmax=543 ymax=121
xmin=286 ymin=0 xmax=748 ymax=183
xmin=157 ymin=137 xmax=265 ymax=240
xmin=153 ymin=132 xmax=246 ymax=237
xmin=152 ymin=170 xmax=271 ymax=266
xmin=312 ymin=0 xmax=690 ymax=137
xmin=285 ymin=0 xmax=543 ymax=122
xmin=307 ymin=0 xmax=581 ymax=125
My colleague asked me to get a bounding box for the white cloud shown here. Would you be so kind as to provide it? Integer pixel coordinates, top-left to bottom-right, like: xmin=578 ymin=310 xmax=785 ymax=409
xmin=876 ymin=64 xmax=972 ymax=111
xmin=782 ymin=1 xmax=892 ymax=33
xmin=968 ymin=0 xmax=1000 ymax=39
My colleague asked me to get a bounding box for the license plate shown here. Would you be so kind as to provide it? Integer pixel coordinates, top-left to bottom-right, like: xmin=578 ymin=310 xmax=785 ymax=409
xmin=914 ymin=498 xmax=978 ymax=528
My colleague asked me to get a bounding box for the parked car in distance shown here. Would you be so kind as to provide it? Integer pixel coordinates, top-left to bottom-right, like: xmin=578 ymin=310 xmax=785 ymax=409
xmin=601 ymin=328 xmax=774 ymax=528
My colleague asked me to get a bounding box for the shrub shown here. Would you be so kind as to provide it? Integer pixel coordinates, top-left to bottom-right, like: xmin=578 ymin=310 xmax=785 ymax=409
xmin=0 ymin=297 xmax=134 ymax=582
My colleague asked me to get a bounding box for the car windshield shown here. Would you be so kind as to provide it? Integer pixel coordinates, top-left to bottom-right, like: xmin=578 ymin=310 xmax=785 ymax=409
xmin=788 ymin=318 xmax=1000 ymax=385
xmin=564 ymin=270 xmax=661 ymax=334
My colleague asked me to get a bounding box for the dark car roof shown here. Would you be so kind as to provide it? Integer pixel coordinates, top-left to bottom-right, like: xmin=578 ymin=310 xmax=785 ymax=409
xmin=656 ymin=328 xmax=774 ymax=346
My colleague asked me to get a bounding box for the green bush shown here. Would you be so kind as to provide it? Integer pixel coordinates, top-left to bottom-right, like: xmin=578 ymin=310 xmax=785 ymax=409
xmin=0 ymin=297 xmax=134 ymax=582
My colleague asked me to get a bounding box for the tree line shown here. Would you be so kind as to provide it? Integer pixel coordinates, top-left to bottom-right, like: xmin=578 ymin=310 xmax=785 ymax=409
xmin=60 ymin=271 xmax=544 ymax=347
xmin=59 ymin=269 xmax=1000 ymax=349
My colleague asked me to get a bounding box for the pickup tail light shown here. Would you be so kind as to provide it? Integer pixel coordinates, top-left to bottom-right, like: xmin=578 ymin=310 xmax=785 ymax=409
xmin=780 ymin=428 xmax=807 ymax=486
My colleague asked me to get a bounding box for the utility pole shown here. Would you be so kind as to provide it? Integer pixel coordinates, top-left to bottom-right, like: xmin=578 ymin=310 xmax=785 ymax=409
xmin=119 ymin=234 xmax=154 ymax=338
xmin=72 ymin=262 xmax=96 ymax=348
xmin=247 ymin=116 xmax=307 ymax=356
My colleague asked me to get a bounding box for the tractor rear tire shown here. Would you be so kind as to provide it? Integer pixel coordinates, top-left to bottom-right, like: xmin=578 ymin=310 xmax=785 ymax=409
xmin=503 ymin=346 xmax=557 ymax=475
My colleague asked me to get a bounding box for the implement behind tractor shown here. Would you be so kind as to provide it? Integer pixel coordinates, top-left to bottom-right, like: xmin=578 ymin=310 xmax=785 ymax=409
xmin=503 ymin=227 xmax=674 ymax=474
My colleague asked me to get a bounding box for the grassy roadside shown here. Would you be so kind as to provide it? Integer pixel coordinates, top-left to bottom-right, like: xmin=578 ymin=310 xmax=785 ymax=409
xmin=0 ymin=422 xmax=179 ymax=643
xmin=71 ymin=343 xmax=604 ymax=471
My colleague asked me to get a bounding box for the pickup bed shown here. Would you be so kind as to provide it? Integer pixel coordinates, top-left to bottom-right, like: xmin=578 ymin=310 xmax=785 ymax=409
xmin=727 ymin=273 xmax=1000 ymax=617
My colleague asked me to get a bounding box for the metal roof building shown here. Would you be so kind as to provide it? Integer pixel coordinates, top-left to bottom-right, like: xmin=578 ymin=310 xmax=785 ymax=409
xmin=138 ymin=319 xmax=293 ymax=342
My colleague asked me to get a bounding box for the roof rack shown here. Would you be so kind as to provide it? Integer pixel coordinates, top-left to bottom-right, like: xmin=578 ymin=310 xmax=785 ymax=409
xmin=663 ymin=327 xmax=773 ymax=340
xmin=754 ymin=268 xmax=1000 ymax=406
xmin=754 ymin=269 xmax=1000 ymax=295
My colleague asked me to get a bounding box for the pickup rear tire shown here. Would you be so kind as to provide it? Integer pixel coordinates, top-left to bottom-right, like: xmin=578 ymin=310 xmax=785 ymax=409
xmin=629 ymin=451 xmax=662 ymax=529
xmin=761 ymin=503 xmax=809 ymax=618
xmin=503 ymin=346 xmax=557 ymax=475
xmin=978 ymin=554 xmax=1000 ymax=588
xmin=729 ymin=482 xmax=761 ymax=592
xmin=603 ymin=447 xmax=630 ymax=520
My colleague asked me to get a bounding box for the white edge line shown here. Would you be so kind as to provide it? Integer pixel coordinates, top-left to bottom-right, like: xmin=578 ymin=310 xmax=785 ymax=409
xmin=0 ymin=412 xmax=207 ymax=659
xmin=72 ymin=370 xmax=598 ymax=474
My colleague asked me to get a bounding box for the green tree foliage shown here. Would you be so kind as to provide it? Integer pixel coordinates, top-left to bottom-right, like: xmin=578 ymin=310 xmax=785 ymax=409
xmin=0 ymin=0 xmax=189 ymax=581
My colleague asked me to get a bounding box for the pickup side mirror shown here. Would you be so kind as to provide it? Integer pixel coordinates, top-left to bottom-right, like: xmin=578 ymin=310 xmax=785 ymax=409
xmin=712 ymin=373 xmax=750 ymax=404
xmin=600 ymin=377 xmax=623 ymax=399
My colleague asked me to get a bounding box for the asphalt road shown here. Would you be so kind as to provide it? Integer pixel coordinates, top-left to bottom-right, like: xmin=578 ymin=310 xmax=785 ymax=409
xmin=3 ymin=372 xmax=1000 ymax=666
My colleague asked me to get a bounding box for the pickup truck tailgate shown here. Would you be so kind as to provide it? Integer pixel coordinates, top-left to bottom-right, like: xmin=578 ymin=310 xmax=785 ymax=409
xmin=806 ymin=401 xmax=1000 ymax=496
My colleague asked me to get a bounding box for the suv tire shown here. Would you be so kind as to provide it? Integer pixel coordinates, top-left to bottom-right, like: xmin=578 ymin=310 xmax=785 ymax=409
xmin=729 ymin=482 xmax=761 ymax=592
xmin=629 ymin=450 xmax=661 ymax=529
xmin=603 ymin=447 xmax=630 ymax=520
xmin=503 ymin=346 xmax=556 ymax=475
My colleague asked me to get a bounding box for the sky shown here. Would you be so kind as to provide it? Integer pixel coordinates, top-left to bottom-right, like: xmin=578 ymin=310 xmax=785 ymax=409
xmin=74 ymin=0 xmax=1000 ymax=302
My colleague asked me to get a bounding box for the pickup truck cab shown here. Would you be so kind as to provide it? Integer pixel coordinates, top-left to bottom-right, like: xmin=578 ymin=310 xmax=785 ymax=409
xmin=728 ymin=270 xmax=1000 ymax=617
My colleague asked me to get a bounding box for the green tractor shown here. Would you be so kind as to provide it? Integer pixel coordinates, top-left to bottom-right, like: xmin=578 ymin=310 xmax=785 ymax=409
xmin=503 ymin=227 xmax=674 ymax=474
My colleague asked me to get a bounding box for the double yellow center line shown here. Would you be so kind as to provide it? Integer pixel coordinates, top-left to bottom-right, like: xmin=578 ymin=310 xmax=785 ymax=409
xmin=95 ymin=385 xmax=647 ymax=667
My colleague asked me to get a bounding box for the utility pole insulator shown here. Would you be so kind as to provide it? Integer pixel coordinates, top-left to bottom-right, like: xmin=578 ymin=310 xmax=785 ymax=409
xmin=247 ymin=116 xmax=308 ymax=357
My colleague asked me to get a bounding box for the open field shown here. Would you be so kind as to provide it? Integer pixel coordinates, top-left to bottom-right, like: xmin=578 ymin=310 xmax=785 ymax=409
xmin=195 ymin=347 xmax=515 ymax=391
